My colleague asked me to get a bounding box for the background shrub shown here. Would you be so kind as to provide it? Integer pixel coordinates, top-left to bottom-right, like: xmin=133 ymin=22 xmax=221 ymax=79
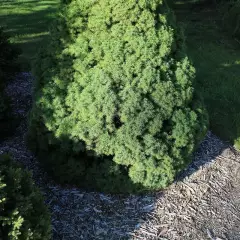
xmin=0 ymin=28 xmax=20 ymax=82
xmin=0 ymin=154 xmax=51 ymax=240
xmin=0 ymin=28 xmax=20 ymax=139
xmin=29 ymin=0 xmax=208 ymax=193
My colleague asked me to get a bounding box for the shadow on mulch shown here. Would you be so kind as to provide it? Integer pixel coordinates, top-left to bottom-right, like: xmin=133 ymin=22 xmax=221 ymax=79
xmin=177 ymin=131 xmax=229 ymax=182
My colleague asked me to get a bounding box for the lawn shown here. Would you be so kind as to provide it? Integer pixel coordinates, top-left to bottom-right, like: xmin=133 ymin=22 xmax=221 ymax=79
xmin=174 ymin=1 xmax=240 ymax=149
xmin=0 ymin=0 xmax=59 ymax=70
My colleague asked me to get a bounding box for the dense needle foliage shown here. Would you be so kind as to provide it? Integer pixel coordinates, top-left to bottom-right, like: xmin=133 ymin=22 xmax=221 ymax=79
xmin=0 ymin=154 xmax=51 ymax=240
xmin=29 ymin=0 xmax=208 ymax=192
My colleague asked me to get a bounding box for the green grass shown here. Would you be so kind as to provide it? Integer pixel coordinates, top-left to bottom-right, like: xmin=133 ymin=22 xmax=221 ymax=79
xmin=174 ymin=1 xmax=240 ymax=148
xmin=0 ymin=0 xmax=59 ymax=70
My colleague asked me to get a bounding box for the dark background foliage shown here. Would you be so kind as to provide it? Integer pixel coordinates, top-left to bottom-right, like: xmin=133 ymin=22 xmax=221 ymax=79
xmin=0 ymin=28 xmax=20 ymax=141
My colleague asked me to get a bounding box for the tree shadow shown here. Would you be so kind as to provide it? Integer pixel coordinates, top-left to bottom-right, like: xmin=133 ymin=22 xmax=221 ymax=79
xmin=177 ymin=131 xmax=229 ymax=181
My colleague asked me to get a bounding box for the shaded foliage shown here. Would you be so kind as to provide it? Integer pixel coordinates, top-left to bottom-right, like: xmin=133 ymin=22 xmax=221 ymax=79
xmin=0 ymin=154 xmax=51 ymax=240
xmin=0 ymin=28 xmax=20 ymax=82
xmin=29 ymin=0 xmax=208 ymax=193
xmin=0 ymin=28 xmax=20 ymax=140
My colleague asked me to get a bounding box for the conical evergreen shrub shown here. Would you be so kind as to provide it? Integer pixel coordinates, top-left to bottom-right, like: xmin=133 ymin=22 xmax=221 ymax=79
xmin=29 ymin=0 xmax=208 ymax=193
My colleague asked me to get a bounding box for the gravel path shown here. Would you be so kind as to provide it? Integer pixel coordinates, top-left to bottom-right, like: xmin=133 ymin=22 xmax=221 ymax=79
xmin=0 ymin=72 xmax=240 ymax=240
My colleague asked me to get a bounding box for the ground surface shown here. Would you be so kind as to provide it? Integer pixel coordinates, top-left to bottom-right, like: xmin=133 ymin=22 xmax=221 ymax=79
xmin=0 ymin=72 xmax=240 ymax=240
xmin=133 ymin=137 xmax=240 ymax=239
xmin=0 ymin=0 xmax=59 ymax=69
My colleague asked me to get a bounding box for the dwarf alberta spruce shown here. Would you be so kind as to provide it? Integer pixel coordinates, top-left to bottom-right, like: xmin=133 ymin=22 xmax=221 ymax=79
xmin=28 ymin=0 xmax=208 ymax=193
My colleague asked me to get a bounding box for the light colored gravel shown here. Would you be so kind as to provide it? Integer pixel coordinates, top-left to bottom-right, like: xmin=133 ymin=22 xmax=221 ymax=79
xmin=0 ymin=72 xmax=240 ymax=240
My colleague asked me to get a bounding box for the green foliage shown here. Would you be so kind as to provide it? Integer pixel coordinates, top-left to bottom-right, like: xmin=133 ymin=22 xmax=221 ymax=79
xmin=0 ymin=154 xmax=51 ymax=240
xmin=0 ymin=28 xmax=20 ymax=82
xmin=0 ymin=28 xmax=20 ymax=139
xmin=29 ymin=0 xmax=208 ymax=192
